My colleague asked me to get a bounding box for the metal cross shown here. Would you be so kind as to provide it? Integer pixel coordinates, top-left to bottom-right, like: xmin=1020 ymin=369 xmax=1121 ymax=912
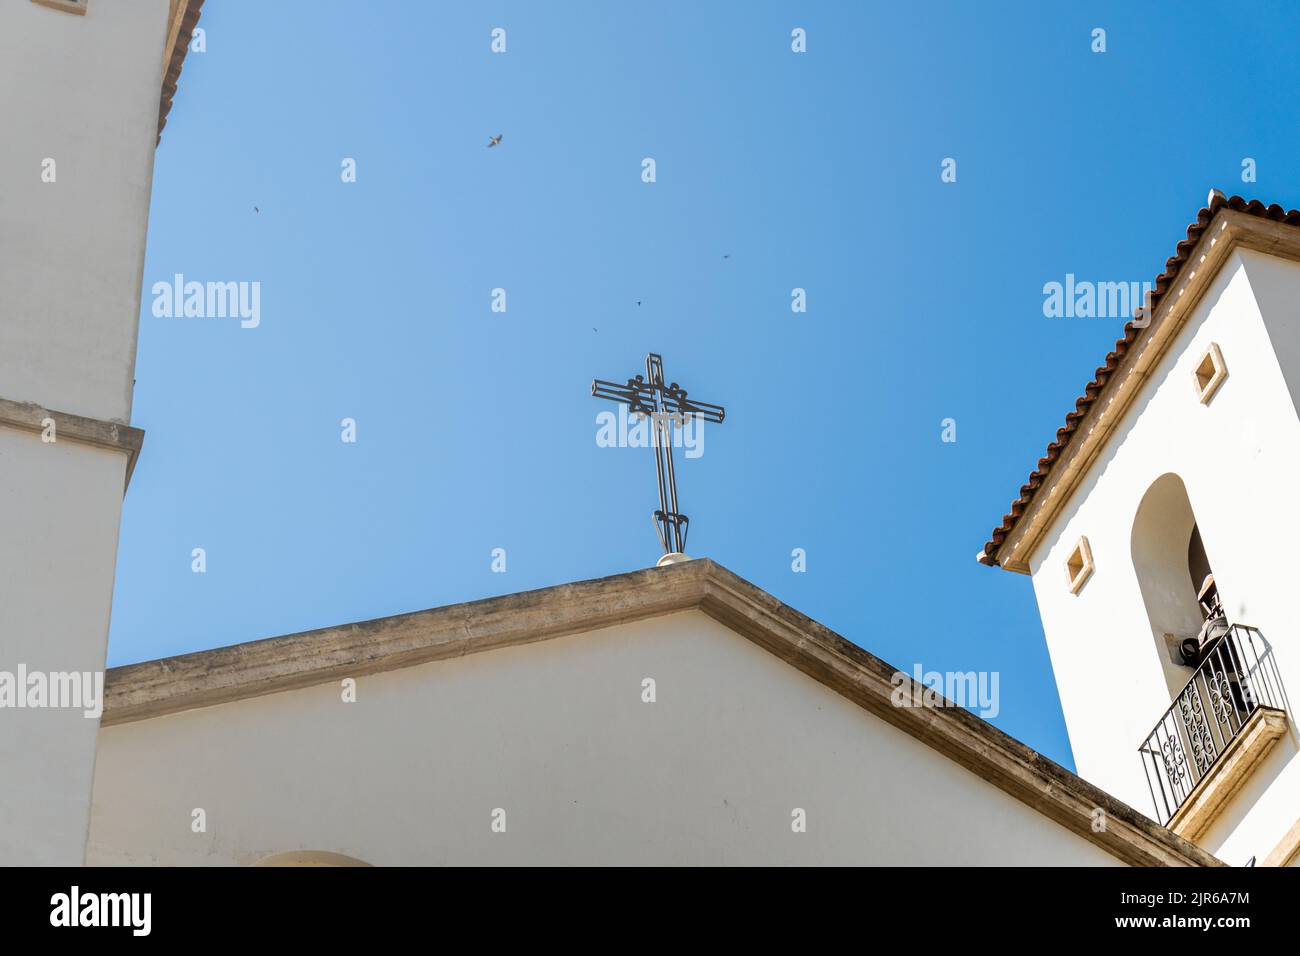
xmin=592 ymin=353 xmax=726 ymax=556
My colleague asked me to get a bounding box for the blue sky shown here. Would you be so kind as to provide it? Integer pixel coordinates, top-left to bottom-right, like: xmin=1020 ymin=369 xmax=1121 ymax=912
xmin=112 ymin=0 xmax=1300 ymax=769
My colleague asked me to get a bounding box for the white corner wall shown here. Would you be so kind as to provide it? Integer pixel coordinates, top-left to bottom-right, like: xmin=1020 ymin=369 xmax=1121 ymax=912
xmin=0 ymin=0 xmax=170 ymax=422
xmin=0 ymin=0 xmax=169 ymax=864
xmin=0 ymin=432 xmax=129 ymax=864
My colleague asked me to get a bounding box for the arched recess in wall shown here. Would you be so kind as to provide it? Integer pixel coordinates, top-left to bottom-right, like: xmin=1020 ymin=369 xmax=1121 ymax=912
xmin=1131 ymin=473 xmax=1213 ymax=697
xmin=253 ymin=850 xmax=372 ymax=867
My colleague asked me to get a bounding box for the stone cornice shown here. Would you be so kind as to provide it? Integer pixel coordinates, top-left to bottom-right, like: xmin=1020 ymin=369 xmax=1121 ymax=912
xmin=0 ymin=396 xmax=144 ymax=490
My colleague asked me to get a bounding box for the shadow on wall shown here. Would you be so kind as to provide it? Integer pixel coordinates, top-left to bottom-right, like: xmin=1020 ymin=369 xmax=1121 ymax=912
xmin=1131 ymin=472 xmax=1214 ymax=699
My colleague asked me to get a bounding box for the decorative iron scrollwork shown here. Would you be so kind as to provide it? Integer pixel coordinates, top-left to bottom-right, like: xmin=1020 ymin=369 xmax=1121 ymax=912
xmin=1140 ymin=625 xmax=1286 ymax=825
xmin=1160 ymin=734 xmax=1187 ymax=785
xmin=1208 ymin=672 xmax=1235 ymax=723
xmin=1179 ymin=693 xmax=1216 ymax=773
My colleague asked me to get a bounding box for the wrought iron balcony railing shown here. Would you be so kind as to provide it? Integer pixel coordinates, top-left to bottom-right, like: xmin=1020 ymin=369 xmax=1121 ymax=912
xmin=1139 ymin=624 xmax=1288 ymax=825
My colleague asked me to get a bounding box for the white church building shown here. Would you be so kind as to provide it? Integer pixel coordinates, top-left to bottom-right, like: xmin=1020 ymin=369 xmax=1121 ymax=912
xmin=0 ymin=0 xmax=1292 ymax=868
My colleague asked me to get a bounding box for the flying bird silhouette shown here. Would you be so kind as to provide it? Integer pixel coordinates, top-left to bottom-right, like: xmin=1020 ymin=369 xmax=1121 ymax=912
xmin=254 ymin=206 xmax=260 ymax=213
xmin=487 ymin=134 xmax=502 ymax=148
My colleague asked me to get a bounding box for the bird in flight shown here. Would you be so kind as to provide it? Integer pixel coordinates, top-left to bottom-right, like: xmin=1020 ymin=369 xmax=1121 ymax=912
xmin=487 ymin=134 xmax=503 ymax=148
xmin=254 ymin=206 xmax=260 ymax=213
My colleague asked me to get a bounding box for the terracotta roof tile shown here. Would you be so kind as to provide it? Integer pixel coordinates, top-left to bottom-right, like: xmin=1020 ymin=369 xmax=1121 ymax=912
xmin=157 ymin=0 xmax=204 ymax=144
xmin=979 ymin=192 xmax=1300 ymax=566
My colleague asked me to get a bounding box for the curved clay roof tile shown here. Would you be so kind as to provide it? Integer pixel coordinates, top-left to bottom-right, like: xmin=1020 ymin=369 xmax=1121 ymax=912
xmin=980 ymin=192 xmax=1300 ymax=565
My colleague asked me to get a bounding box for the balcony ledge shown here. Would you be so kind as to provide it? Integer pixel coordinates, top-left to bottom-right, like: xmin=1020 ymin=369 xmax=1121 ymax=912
xmin=1169 ymin=706 xmax=1288 ymax=842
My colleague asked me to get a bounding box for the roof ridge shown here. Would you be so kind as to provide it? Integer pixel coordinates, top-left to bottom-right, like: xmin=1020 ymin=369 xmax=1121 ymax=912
xmin=102 ymin=558 xmax=1221 ymax=867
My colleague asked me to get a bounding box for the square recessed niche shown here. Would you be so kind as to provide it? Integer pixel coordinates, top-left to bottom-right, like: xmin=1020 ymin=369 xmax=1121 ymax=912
xmin=1065 ymin=536 xmax=1094 ymax=594
xmin=1193 ymin=342 xmax=1227 ymax=404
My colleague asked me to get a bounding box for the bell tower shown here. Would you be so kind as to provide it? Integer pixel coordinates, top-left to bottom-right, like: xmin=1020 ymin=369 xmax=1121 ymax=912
xmin=980 ymin=192 xmax=1300 ymax=866
xmin=0 ymin=0 xmax=201 ymax=864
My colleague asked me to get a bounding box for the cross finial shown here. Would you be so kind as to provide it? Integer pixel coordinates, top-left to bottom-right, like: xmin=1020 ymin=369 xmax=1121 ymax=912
xmin=592 ymin=353 xmax=725 ymax=557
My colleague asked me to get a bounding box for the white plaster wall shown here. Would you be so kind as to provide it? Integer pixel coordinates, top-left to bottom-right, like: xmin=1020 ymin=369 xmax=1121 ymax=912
xmin=1247 ymin=251 xmax=1300 ymax=422
xmin=1027 ymin=248 xmax=1300 ymax=865
xmin=0 ymin=0 xmax=168 ymax=864
xmin=0 ymin=0 xmax=170 ymax=422
xmin=0 ymin=427 xmax=128 ymax=865
xmin=87 ymin=611 xmax=1121 ymax=866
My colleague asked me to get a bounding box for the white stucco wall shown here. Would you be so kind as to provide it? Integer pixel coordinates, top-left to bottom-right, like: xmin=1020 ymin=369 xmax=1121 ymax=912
xmin=87 ymin=611 xmax=1121 ymax=866
xmin=0 ymin=0 xmax=168 ymax=864
xmin=0 ymin=0 xmax=169 ymax=422
xmin=1027 ymin=248 xmax=1300 ymax=865
xmin=0 ymin=430 xmax=128 ymax=865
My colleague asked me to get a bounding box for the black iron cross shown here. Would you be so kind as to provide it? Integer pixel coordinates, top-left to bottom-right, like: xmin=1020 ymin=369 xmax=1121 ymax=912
xmin=592 ymin=353 xmax=726 ymax=556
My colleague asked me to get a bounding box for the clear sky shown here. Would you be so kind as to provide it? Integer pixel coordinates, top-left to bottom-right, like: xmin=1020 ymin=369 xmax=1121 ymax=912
xmin=111 ymin=0 xmax=1300 ymax=769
